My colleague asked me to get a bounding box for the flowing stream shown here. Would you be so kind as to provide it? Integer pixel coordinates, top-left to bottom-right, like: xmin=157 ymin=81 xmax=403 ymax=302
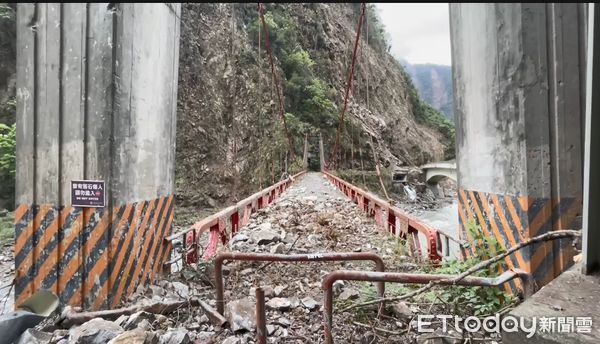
xmin=412 ymin=199 xmax=461 ymax=258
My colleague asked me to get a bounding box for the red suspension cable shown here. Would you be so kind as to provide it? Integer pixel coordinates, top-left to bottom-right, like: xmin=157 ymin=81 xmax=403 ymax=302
xmin=328 ymin=3 xmax=366 ymax=169
xmin=258 ymin=3 xmax=296 ymax=161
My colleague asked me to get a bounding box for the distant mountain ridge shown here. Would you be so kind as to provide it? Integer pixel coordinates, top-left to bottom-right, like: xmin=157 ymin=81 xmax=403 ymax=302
xmin=401 ymin=60 xmax=454 ymax=121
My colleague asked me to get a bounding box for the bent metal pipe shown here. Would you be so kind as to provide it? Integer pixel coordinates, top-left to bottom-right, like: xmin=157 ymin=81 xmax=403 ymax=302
xmin=321 ymin=269 xmax=533 ymax=344
xmin=255 ymin=287 xmax=267 ymax=344
xmin=214 ymin=252 xmax=386 ymax=315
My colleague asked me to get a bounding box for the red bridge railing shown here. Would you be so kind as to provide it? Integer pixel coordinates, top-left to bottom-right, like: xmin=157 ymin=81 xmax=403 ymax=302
xmin=164 ymin=171 xmax=307 ymax=268
xmin=322 ymin=171 xmax=463 ymax=262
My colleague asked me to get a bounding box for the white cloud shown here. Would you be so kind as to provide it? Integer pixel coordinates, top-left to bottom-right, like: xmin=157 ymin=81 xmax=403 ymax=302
xmin=374 ymin=3 xmax=451 ymax=66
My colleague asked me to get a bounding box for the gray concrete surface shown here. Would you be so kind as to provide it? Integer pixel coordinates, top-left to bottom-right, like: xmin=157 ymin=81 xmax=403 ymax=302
xmin=14 ymin=3 xmax=181 ymax=309
xmin=503 ymin=263 xmax=600 ymax=343
xmin=583 ymin=4 xmax=600 ymax=274
xmin=16 ymin=3 xmax=180 ymax=207
xmin=450 ymin=3 xmax=587 ymax=287
xmin=421 ymin=160 xmax=457 ymax=198
xmin=450 ymin=3 xmax=586 ymax=199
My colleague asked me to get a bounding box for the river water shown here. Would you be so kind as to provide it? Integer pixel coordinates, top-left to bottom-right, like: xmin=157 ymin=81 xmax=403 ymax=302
xmin=411 ymin=199 xmax=462 ymax=258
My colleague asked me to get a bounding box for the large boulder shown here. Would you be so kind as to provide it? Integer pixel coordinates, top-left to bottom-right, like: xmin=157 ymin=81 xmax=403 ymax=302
xmin=251 ymin=228 xmax=280 ymax=245
xmin=69 ymin=318 xmax=124 ymax=344
xmin=107 ymin=329 xmax=149 ymax=344
xmin=266 ymin=298 xmax=291 ymax=311
xmin=159 ymin=329 xmax=190 ymax=344
xmin=225 ymin=297 xmax=256 ymax=332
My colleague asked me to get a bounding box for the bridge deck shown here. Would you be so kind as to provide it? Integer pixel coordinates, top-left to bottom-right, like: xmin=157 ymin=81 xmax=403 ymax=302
xmin=141 ymin=172 xmax=429 ymax=342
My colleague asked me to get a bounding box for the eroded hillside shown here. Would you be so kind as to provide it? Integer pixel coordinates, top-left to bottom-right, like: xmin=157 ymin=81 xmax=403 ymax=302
xmin=176 ymin=3 xmax=454 ymax=208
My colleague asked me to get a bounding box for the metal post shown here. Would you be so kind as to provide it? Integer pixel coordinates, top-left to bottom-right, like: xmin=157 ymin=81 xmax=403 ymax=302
xmin=214 ymin=252 xmax=385 ymax=315
xmin=256 ymin=287 xmax=267 ymax=344
xmin=584 ymin=3 xmax=600 ymax=274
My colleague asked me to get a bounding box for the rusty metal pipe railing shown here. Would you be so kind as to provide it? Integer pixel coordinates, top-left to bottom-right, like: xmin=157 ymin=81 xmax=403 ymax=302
xmin=321 ymin=269 xmax=533 ymax=344
xmin=162 ymin=171 xmax=306 ymax=269
xmin=215 ymin=252 xmax=386 ymax=315
xmin=322 ymin=171 xmax=465 ymax=263
xmin=256 ymin=287 xmax=267 ymax=344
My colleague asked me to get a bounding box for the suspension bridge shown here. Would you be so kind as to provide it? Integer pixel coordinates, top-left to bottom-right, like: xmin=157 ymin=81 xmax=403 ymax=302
xmin=7 ymin=2 xmax=599 ymax=344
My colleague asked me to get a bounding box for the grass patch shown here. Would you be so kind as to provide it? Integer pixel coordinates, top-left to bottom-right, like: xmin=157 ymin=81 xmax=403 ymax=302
xmin=0 ymin=211 xmax=14 ymax=245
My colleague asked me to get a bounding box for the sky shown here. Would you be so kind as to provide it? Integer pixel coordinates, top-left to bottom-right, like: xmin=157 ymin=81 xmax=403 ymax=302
xmin=374 ymin=3 xmax=451 ymax=66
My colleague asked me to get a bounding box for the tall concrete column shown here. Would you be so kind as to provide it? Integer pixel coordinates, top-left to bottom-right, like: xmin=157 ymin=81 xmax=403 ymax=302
xmin=450 ymin=3 xmax=586 ymax=290
xmin=15 ymin=3 xmax=180 ymax=309
xmin=583 ymin=4 xmax=600 ymax=274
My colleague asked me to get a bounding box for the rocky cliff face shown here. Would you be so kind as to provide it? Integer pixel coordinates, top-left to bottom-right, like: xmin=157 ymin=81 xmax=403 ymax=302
xmin=176 ymin=3 xmax=451 ymax=207
xmin=402 ymin=61 xmax=454 ymax=121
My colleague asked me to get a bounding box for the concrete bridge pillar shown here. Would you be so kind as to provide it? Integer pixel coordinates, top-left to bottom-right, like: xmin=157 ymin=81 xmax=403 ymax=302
xmin=427 ymin=182 xmax=444 ymax=199
xmin=450 ymin=3 xmax=586 ymax=290
xmin=15 ymin=3 xmax=180 ymax=309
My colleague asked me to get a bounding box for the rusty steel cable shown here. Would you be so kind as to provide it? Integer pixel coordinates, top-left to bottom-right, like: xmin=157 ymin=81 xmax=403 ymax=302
xmin=369 ymin=135 xmax=391 ymax=201
xmin=257 ymin=3 xmax=263 ymax=189
xmin=258 ymin=3 xmax=296 ymax=161
xmin=329 ymin=3 xmax=366 ymax=168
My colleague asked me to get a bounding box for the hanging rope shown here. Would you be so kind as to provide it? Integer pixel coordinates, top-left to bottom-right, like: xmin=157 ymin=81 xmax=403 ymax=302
xmin=257 ymin=3 xmax=263 ymax=189
xmin=328 ymin=3 xmax=366 ymax=168
xmin=258 ymin=3 xmax=296 ymax=161
xmin=369 ymin=136 xmax=391 ymax=201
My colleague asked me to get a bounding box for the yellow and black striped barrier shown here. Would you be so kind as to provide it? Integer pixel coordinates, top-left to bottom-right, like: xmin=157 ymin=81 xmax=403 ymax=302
xmin=14 ymin=196 xmax=174 ymax=310
xmin=458 ymin=188 xmax=581 ymax=293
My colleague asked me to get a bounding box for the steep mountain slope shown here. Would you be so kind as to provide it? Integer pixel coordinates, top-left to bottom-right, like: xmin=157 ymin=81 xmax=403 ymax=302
xmin=402 ymin=61 xmax=454 ymax=121
xmin=176 ymin=3 xmax=453 ymax=207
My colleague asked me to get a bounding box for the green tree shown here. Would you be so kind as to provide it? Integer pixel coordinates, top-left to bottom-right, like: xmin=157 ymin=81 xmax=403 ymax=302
xmin=303 ymin=78 xmax=336 ymax=126
xmin=0 ymin=123 xmax=16 ymax=209
xmin=0 ymin=3 xmax=14 ymax=20
xmin=365 ymin=4 xmax=389 ymax=53
xmin=283 ymin=49 xmax=315 ymax=77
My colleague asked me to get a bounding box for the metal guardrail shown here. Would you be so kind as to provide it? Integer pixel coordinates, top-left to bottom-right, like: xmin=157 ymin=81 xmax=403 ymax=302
xmin=213 ymin=251 xmax=386 ymax=315
xmin=163 ymin=171 xmax=307 ymax=267
xmin=320 ymin=269 xmax=533 ymax=343
xmin=322 ymin=171 xmax=463 ymax=262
